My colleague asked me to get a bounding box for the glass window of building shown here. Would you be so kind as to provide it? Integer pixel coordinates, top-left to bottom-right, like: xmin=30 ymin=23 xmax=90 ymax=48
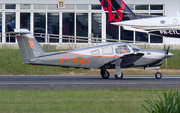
xmin=47 ymin=5 xmax=58 ymax=10
xmin=48 ymin=13 xmax=59 ymax=43
xmin=135 ymin=5 xmax=148 ymax=10
xmin=62 ymin=5 xmax=75 ymax=10
xmin=91 ymin=5 xmax=101 ymax=10
xmin=62 ymin=13 xmax=74 ymax=42
xmin=76 ymin=13 xmax=88 ymax=43
xmin=5 ymin=12 xmax=16 ymax=42
xmin=121 ymin=27 xmax=133 ymax=41
xmin=34 ymin=13 xmax=46 ymax=42
xmin=5 ymin=4 xmax=16 ymax=9
xmin=91 ymin=13 xmax=102 ymax=43
xmin=135 ymin=32 xmax=148 ymax=42
xmin=0 ymin=4 xmax=2 ymax=9
xmin=0 ymin=12 xmax=1 ymax=32
xmin=34 ymin=4 xmax=46 ymax=9
xmin=76 ymin=5 xmax=88 ymax=10
xmin=106 ymin=13 xmax=119 ymax=42
xmin=20 ymin=13 xmax=30 ymax=30
xmin=150 ymin=13 xmax=163 ymax=16
xmin=150 ymin=35 xmax=162 ymax=43
xmin=20 ymin=4 xmax=31 ymax=9
xmin=0 ymin=13 xmax=2 ymax=42
xmin=150 ymin=5 xmax=163 ymax=10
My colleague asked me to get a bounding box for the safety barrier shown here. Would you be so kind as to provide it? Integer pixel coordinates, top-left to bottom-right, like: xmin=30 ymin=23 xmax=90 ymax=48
xmin=0 ymin=32 xmax=146 ymax=44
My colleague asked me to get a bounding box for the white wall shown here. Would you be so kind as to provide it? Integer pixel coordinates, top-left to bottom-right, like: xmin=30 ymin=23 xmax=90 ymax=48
xmin=1 ymin=0 xmax=180 ymax=16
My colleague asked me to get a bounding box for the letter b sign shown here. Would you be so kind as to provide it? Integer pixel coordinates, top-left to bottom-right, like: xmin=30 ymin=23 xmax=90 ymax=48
xmin=58 ymin=1 xmax=65 ymax=8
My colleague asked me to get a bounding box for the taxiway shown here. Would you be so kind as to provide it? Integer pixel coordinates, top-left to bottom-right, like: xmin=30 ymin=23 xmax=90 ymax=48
xmin=0 ymin=75 xmax=180 ymax=90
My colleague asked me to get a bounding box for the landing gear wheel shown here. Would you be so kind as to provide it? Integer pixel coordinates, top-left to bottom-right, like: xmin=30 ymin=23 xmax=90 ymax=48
xmin=115 ymin=72 xmax=123 ymax=79
xmin=101 ymin=71 xmax=110 ymax=79
xmin=155 ymin=72 xmax=162 ymax=79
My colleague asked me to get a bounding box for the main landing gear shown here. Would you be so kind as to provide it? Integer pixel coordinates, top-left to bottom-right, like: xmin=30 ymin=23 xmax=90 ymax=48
xmin=100 ymin=69 xmax=110 ymax=79
xmin=100 ymin=69 xmax=124 ymax=79
xmin=115 ymin=72 xmax=123 ymax=79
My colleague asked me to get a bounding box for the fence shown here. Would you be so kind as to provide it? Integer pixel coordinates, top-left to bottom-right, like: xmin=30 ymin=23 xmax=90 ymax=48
xmin=0 ymin=32 xmax=146 ymax=44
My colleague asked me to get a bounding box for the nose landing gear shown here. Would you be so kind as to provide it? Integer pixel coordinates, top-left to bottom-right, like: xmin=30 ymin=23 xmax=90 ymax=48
xmin=155 ymin=71 xmax=162 ymax=79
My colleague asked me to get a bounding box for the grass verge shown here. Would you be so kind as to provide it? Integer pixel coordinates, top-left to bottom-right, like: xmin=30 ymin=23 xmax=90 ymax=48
xmin=0 ymin=89 xmax=177 ymax=113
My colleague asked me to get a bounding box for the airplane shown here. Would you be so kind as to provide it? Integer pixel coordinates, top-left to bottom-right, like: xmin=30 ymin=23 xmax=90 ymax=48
xmin=100 ymin=0 xmax=180 ymax=38
xmin=14 ymin=29 xmax=173 ymax=79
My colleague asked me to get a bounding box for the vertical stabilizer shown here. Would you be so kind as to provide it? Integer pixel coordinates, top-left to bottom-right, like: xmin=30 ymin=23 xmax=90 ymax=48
xmin=14 ymin=29 xmax=46 ymax=64
xmin=99 ymin=0 xmax=136 ymax=22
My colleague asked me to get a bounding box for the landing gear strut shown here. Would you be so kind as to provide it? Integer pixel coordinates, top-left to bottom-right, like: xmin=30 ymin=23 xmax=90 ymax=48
xmin=155 ymin=71 xmax=162 ymax=79
xmin=100 ymin=69 xmax=110 ymax=79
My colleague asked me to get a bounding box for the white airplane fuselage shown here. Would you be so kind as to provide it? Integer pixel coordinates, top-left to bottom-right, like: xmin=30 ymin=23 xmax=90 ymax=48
xmin=111 ymin=16 xmax=180 ymax=37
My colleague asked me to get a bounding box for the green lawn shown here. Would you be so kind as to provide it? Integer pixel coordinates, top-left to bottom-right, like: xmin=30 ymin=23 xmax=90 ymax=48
xmin=0 ymin=89 xmax=174 ymax=113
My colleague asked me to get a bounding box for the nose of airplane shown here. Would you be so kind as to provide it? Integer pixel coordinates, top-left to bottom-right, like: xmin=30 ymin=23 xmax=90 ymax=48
xmin=165 ymin=52 xmax=174 ymax=58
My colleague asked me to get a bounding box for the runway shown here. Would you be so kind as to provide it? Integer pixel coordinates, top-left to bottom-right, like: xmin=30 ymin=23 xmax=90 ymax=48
xmin=0 ymin=75 xmax=180 ymax=90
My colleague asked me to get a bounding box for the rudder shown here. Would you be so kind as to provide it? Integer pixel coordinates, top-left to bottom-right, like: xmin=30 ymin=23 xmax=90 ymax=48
xmin=100 ymin=0 xmax=137 ymax=22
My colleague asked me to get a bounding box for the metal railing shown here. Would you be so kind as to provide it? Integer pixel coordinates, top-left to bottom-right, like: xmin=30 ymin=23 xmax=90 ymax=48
xmin=1 ymin=32 xmax=147 ymax=44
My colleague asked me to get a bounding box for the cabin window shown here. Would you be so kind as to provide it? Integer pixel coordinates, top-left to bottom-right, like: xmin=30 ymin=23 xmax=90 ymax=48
xmin=91 ymin=49 xmax=100 ymax=55
xmin=102 ymin=47 xmax=113 ymax=55
xmin=115 ymin=45 xmax=130 ymax=54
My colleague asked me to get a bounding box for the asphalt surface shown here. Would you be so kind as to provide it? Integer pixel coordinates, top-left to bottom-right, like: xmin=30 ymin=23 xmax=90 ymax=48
xmin=0 ymin=75 xmax=180 ymax=90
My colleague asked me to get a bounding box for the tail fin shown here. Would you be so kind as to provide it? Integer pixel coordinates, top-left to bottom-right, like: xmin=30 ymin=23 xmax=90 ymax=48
xmin=100 ymin=0 xmax=136 ymax=22
xmin=14 ymin=29 xmax=46 ymax=64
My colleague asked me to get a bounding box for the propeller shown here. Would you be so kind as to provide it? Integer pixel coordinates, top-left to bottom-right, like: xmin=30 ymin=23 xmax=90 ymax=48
xmin=164 ymin=45 xmax=170 ymax=72
xmin=166 ymin=46 xmax=170 ymax=54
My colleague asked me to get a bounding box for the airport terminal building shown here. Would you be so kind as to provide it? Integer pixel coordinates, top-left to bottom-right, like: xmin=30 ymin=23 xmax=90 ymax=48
xmin=0 ymin=0 xmax=180 ymax=45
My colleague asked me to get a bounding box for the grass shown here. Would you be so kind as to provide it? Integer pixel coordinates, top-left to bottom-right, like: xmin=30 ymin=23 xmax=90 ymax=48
xmin=0 ymin=48 xmax=179 ymax=75
xmin=0 ymin=89 xmax=176 ymax=113
xmin=142 ymin=90 xmax=180 ymax=113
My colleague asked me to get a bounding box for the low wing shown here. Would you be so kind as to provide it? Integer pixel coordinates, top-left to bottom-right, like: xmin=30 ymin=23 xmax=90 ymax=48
xmin=120 ymin=53 xmax=144 ymax=67
xmin=99 ymin=53 xmax=144 ymax=69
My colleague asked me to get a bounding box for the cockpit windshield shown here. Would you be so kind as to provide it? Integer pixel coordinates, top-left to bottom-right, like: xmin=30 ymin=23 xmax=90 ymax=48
xmin=128 ymin=44 xmax=140 ymax=52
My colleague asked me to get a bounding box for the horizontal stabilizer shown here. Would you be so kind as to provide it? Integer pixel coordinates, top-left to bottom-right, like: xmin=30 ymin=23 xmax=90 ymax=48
xmin=14 ymin=29 xmax=31 ymax=34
